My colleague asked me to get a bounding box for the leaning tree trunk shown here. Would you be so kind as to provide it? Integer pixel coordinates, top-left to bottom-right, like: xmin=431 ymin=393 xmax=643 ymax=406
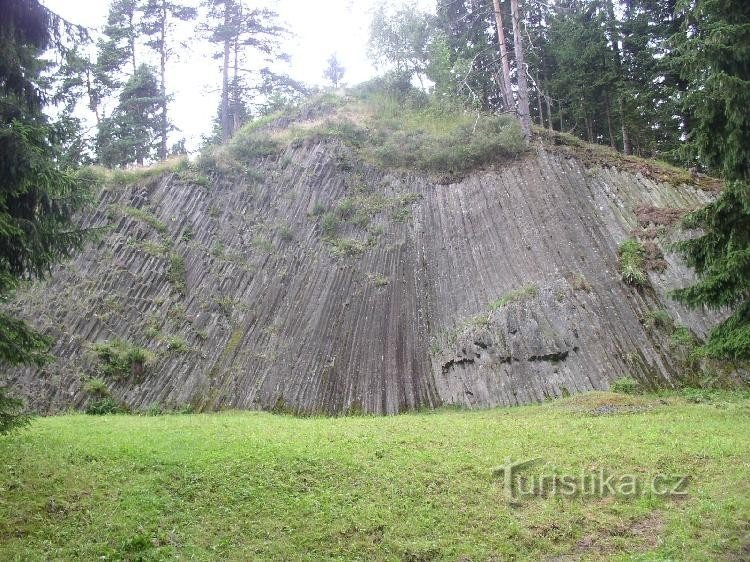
xmin=158 ymin=3 xmax=168 ymax=160
xmin=510 ymin=0 xmax=531 ymax=141
xmin=232 ymin=39 xmax=241 ymax=135
xmin=220 ymin=5 xmax=232 ymax=143
xmin=492 ymin=0 xmax=514 ymax=111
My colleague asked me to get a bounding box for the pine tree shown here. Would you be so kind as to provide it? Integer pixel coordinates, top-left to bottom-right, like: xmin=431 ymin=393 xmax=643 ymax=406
xmin=203 ymin=0 xmax=289 ymax=142
xmin=141 ymin=0 xmax=197 ymax=159
xmin=97 ymin=0 xmax=140 ymax=78
xmin=671 ymin=0 xmax=750 ymax=360
xmin=96 ymin=64 xmax=163 ymax=166
xmin=0 ymin=0 xmax=91 ymax=432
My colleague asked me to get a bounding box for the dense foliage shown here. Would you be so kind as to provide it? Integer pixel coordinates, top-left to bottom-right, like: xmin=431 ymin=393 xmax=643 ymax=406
xmin=0 ymin=0 xmax=91 ymax=431
xmin=369 ymin=1 xmax=701 ymax=162
xmin=671 ymin=0 xmax=750 ymax=360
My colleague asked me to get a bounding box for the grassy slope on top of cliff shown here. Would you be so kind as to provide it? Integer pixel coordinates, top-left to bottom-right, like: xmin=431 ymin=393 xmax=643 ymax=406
xmin=537 ymin=127 xmax=723 ymax=191
xmin=198 ymin=91 xmax=527 ymax=182
xmin=1 ymin=390 xmax=748 ymax=560
xmin=79 ymin=91 xmax=718 ymax=192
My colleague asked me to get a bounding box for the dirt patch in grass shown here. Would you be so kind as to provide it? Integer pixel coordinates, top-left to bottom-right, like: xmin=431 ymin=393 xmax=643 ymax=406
xmin=572 ymin=511 xmax=665 ymax=557
xmin=553 ymin=391 xmax=666 ymax=416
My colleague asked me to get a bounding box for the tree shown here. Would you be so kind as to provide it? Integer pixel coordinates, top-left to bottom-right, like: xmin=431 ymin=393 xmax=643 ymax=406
xmin=491 ymin=0 xmax=514 ymax=110
xmin=369 ymin=4 xmax=431 ymax=88
xmin=671 ymin=0 xmax=750 ymax=360
xmin=429 ymin=1 xmax=507 ymax=109
xmin=97 ymin=0 xmax=139 ymax=78
xmin=509 ymin=0 xmax=531 ymax=140
xmin=0 ymin=0 xmax=91 ymax=432
xmin=323 ymin=54 xmax=345 ymax=88
xmin=96 ymin=64 xmax=163 ymax=166
xmin=203 ymin=0 xmax=289 ymax=142
xmin=141 ymin=0 xmax=197 ymax=159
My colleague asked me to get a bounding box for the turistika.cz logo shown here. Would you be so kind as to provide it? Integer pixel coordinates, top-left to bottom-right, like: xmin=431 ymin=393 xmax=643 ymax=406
xmin=491 ymin=458 xmax=689 ymax=501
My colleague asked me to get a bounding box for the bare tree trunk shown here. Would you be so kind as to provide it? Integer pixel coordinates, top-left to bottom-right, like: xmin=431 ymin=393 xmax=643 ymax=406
xmin=85 ymin=67 xmax=101 ymax=125
xmin=510 ymin=0 xmax=531 ymax=141
xmin=158 ymin=2 xmax=168 ymax=160
xmin=535 ymin=70 xmax=544 ymax=127
xmin=128 ymin=11 xmax=136 ymax=74
xmin=604 ymin=0 xmax=632 ymax=155
xmin=605 ymin=94 xmax=616 ymax=149
xmin=220 ymin=4 xmax=231 ymax=143
xmin=545 ymin=91 xmax=552 ymax=131
xmin=492 ymin=0 xmax=513 ymax=111
xmin=620 ymin=98 xmax=632 ymax=154
xmin=232 ymin=39 xmax=241 ymax=135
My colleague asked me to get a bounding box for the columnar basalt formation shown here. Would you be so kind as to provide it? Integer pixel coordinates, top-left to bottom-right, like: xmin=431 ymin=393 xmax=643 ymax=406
xmin=2 ymin=133 xmax=719 ymax=414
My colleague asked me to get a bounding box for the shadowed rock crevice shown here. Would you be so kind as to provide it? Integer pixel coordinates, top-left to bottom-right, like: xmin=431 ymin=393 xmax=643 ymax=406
xmin=1 ymin=140 xmax=722 ymax=414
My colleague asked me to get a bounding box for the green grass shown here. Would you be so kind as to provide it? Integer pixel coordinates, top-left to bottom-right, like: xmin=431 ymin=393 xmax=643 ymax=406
xmin=618 ymin=239 xmax=648 ymax=286
xmin=191 ymin=92 xmax=524 ymax=181
xmin=488 ymin=285 xmax=539 ymax=310
xmin=283 ymin=94 xmax=525 ymax=179
xmin=1 ymin=391 xmax=748 ymax=560
xmin=78 ymin=157 xmax=192 ymax=188
xmin=165 ymin=253 xmax=187 ymax=296
xmin=116 ymin=205 xmax=168 ymax=233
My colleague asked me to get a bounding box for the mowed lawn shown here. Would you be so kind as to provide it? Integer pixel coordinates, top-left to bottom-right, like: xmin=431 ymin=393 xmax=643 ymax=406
xmin=0 ymin=391 xmax=748 ymax=561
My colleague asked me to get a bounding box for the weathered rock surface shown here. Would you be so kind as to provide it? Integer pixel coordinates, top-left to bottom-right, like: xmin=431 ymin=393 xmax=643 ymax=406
xmin=2 ymin=138 xmax=719 ymax=414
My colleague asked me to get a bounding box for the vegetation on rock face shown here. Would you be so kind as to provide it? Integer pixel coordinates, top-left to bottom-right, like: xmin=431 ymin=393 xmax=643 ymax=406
xmin=90 ymin=339 xmax=154 ymax=380
xmin=618 ymin=239 xmax=648 ymax=287
xmin=357 ymin=91 xmax=525 ymax=177
xmin=488 ymin=285 xmax=539 ymax=310
xmin=166 ymin=253 xmax=187 ymax=295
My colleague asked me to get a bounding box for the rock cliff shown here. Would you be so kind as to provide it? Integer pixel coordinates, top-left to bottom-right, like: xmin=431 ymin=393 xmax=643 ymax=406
xmin=2 ymin=106 xmax=722 ymax=414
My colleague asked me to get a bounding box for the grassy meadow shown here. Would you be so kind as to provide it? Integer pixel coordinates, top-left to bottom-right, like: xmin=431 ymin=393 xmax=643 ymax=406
xmin=0 ymin=391 xmax=748 ymax=561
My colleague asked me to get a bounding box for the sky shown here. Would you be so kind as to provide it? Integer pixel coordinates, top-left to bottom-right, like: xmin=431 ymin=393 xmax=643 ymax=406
xmin=42 ymin=0 xmax=435 ymax=152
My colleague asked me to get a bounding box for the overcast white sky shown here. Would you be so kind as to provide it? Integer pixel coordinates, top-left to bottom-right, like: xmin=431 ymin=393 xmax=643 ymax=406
xmin=42 ymin=0 xmax=434 ymax=152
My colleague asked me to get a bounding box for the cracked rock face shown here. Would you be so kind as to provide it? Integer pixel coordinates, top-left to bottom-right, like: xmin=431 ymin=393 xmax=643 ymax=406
xmin=1 ymin=143 xmax=719 ymax=414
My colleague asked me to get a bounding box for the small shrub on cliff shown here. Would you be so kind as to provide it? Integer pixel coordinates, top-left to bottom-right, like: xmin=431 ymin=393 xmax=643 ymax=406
xmin=327 ymin=237 xmax=367 ymax=257
xmin=166 ymin=253 xmax=187 ymax=296
xmin=618 ymin=239 xmax=647 ymax=286
xmin=167 ymin=336 xmax=188 ymax=353
xmin=119 ymin=205 xmax=167 ymax=233
xmin=644 ymin=309 xmax=674 ymax=331
xmin=670 ymin=326 xmax=698 ymax=355
xmin=320 ymin=212 xmax=339 ymax=236
xmin=91 ymin=340 xmax=154 ymax=380
xmin=83 ymin=378 xmax=110 ymax=397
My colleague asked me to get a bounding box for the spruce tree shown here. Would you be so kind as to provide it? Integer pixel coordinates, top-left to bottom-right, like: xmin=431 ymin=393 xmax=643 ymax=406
xmin=672 ymin=0 xmax=750 ymax=360
xmin=0 ymin=0 xmax=91 ymax=432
